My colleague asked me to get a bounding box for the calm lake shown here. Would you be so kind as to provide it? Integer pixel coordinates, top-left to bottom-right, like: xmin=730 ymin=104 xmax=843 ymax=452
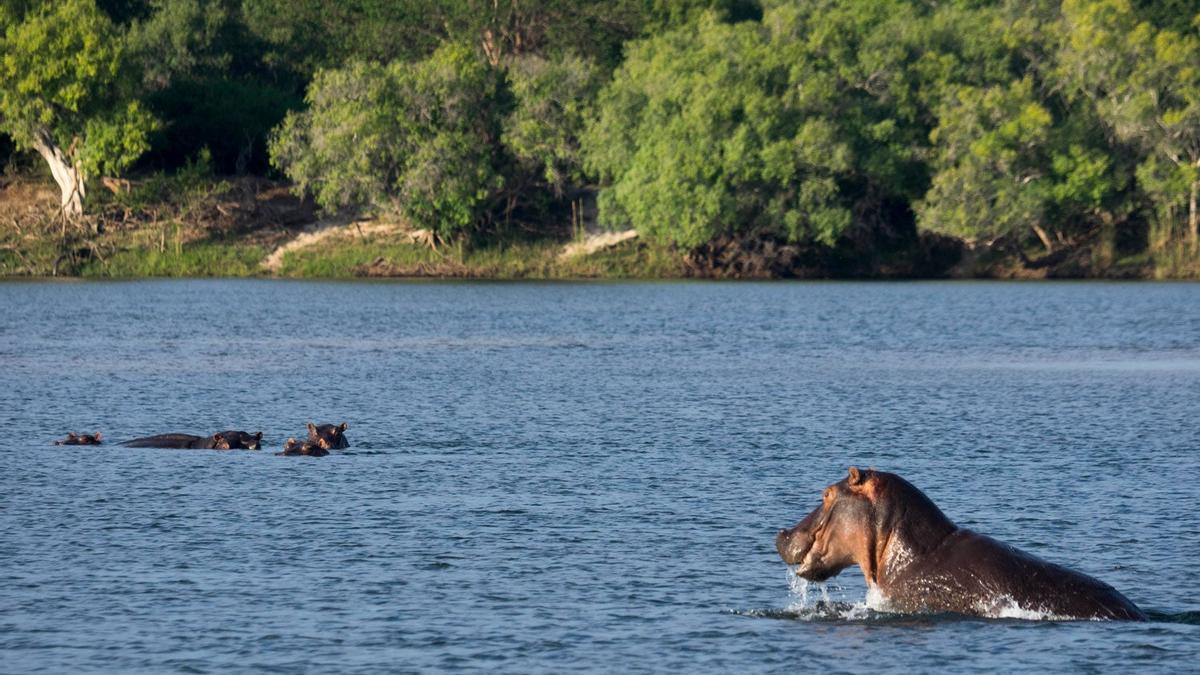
xmin=2 ymin=280 xmax=1198 ymax=672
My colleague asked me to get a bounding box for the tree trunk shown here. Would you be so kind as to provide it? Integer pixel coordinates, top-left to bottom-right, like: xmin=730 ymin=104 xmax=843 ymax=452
xmin=1030 ymin=223 xmax=1054 ymax=254
xmin=1189 ymin=175 xmax=1198 ymax=249
xmin=31 ymin=128 xmax=85 ymax=219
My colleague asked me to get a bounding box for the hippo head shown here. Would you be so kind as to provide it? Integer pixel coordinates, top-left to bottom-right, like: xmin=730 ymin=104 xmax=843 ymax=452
xmin=281 ymin=437 xmax=330 ymax=457
xmin=56 ymin=432 xmax=103 ymax=445
xmin=776 ymin=467 xmax=877 ymax=581
xmin=306 ymin=422 xmax=349 ymax=450
xmin=223 ymin=431 xmax=263 ymax=450
xmin=777 ymin=467 xmax=955 ymax=584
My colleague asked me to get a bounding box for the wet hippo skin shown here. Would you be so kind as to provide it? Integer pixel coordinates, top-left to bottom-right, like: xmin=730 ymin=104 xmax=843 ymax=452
xmin=215 ymin=431 xmax=263 ymax=449
xmin=119 ymin=431 xmax=262 ymax=450
xmin=776 ymin=468 xmax=1145 ymax=620
xmin=54 ymin=432 xmax=103 ymax=445
xmin=306 ymin=422 xmax=349 ymax=450
xmin=277 ymin=437 xmax=329 ymax=456
xmin=275 ymin=422 xmax=348 ymax=456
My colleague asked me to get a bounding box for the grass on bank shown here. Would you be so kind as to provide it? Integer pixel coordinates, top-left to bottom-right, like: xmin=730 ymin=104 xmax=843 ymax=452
xmin=1 ymin=165 xmax=690 ymax=278
xmin=80 ymin=240 xmax=265 ymax=277
xmin=276 ymin=231 xmax=688 ymax=279
xmin=1148 ymin=243 xmax=1200 ymax=279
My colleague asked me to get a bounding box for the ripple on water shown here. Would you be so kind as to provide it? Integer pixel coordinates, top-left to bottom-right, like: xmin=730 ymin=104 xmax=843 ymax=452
xmin=1 ymin=280 xmax=1198 ymax=672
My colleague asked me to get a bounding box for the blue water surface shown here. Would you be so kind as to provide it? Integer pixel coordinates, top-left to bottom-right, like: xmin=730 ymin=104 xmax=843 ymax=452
xmin=1 ymin=280 xmax=1198 ymax=672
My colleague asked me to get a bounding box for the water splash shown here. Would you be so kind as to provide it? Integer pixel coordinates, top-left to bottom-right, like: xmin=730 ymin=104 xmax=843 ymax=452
xmin=863 ymin=583 xmax=890 ymax=613
xmin=776 ymin=572 xmax=1084 ymax=622
xmin=974 ymin=595 xmax=1071 ymax=621
xmin=777 ymin=567 xmax=879 ymax=620
xmin=784 ymin=568 xmax=812 ymax=612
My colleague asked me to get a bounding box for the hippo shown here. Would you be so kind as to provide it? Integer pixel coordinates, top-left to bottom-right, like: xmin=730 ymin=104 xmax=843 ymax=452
xmin=276 ymin=437 xmax=330 ymax=457
xmin=54 ymin=432 xmax=103 ymax=445
xmin=305 ymin=422 xmax=349 ymax=450
xmin=776 ymin=467 xmax=1145 ymax=621
xmin=120 ymin=431 xmax=262 ymax=450
xmin=216 ymin=430 xmax=263 ymax=450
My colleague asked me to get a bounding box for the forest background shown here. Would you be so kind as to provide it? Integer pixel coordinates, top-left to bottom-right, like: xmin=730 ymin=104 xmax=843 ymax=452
xmin=2 ymin=0 xmax=1198 ymax=278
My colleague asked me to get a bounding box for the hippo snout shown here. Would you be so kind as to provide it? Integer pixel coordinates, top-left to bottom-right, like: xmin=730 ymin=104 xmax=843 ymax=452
xmin=775 ymin=529 xmax=789 ymax=556
xmin=776 ymin=525 xmax=814 ymax=565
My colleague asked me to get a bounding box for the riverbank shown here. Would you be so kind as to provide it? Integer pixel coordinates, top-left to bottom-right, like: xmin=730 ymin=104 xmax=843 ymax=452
xmin=1 ymin=175 xmax=1193 ymax=279
xmin=0 ymin=175 xmax=689 ymax=279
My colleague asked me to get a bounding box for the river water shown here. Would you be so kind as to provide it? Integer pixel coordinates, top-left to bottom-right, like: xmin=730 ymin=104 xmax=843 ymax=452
xmin=1 ymin=280 xmax=1197 ymax=672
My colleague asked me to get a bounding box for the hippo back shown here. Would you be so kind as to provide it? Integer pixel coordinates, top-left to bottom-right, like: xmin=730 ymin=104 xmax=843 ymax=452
xmin=888 ymin=529 xmax=1146 ymax=620
xmin=120 ymin=433 xmax=208 ymax=448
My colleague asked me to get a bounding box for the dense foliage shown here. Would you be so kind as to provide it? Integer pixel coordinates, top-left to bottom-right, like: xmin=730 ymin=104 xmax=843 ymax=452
xmin=584 ymin=15 xmax=853 ymax=248
xmin=269 ymin=45 xmax=510 ymax=238
xmin=0 ymin=0 xmax=156 ymax=214
xmin=2 ymin=0 xmax=1198 ymax=268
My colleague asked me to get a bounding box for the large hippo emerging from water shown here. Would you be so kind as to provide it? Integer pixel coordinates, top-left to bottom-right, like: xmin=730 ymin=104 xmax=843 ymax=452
xmin=776 ymin=467 xmax=1145 ymax=620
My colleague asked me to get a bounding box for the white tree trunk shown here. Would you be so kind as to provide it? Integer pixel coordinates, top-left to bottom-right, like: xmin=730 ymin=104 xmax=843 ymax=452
xmin=1030 ymin=223 xmax=1054 ymax=254
xmin=31 ymin=128 xmax=85 ymax=218
xmin=1189 ymin=171 xmax=1198 ymax=249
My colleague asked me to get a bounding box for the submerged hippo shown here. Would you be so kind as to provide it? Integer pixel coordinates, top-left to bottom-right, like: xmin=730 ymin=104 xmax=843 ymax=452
xmin=120 ymin=431 xmax=263 ymax=450
xmin=306 ymin=422 xmax=349 ymax=450
xmin=54 ymin=432 xmax=103 ymax=445
xmin=776 ymin=467 xmax=1145 ymax=620
xmin=215 ymin=430 xmax=263 ymax=449
xmin=274 ymin=422 xmax=348 ymax=457
xmin=276 ymin=437 xmax=329 ymax=457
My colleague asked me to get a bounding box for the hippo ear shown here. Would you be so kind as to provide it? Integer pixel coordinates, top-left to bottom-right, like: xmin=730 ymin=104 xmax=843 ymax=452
xmin=338 ymin=422 xmax=348 ymax=432
xmin=94 ymin=432 xmax=102 ymax=440
xmin=213 ymin=433 xmax=225 ymax=441
xmin=307 ymin=422 xmax=317 ymax=434
xmin=847 ymin=466 xmax=865 ymax=486
xmin=255 ymin=432 xmax=263 ymax=441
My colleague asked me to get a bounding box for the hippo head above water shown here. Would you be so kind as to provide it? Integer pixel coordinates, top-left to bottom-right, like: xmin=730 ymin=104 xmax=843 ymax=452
xmin=776 ymin=467 xmax=1145 ymax=620
xmin=306 ymin=422 xmax=349 ymax=450
xmin=54 ymin=432 xmax=103 ymax=445
xmin=776 ymin=467 xmax=950 ymax=582
xmin=218 ymin=430 xmax=263 ymax=450
xmin=278 ymin=437 xmax=330 ymax=457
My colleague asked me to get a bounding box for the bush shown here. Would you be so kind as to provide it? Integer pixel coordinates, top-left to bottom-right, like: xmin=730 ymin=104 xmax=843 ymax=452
xmin=582 ymin=13 xmax=853 ymax=249
xmin=270 ymin=43 xmax=507 ymax=239
xmin=503 ymin=53 xmax=601 ymax=197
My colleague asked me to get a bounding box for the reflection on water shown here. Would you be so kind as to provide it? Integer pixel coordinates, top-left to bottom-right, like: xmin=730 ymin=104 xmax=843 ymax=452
xmin=1 ymin=280 xmax=1198 ymax=672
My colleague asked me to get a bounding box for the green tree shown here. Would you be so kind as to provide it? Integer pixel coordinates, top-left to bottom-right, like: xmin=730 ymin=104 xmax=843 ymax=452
xmin=241 ymin=0 xmax=651 ymax=77
xmin=241 ymin=0 xmax=444 ymax=78
xmin=1059 ymin=0 xmax=1200 ymax=249
xmin=918 ymin=77 xmax=1118 ymax=251
xmin=503 ymin=53 xmax=601 ymax=197
xmin=0 ymin=0 xmax=155 ymax=216
xmin=124 ymin=0 xmax=298 ymax=173
xmin=270 ymin=43 xmax=507 ymax=239
xmin=584 ymin=13 xmax=854 ymax=249
xmin=126 ymin=0 xmax=231 ymax=89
